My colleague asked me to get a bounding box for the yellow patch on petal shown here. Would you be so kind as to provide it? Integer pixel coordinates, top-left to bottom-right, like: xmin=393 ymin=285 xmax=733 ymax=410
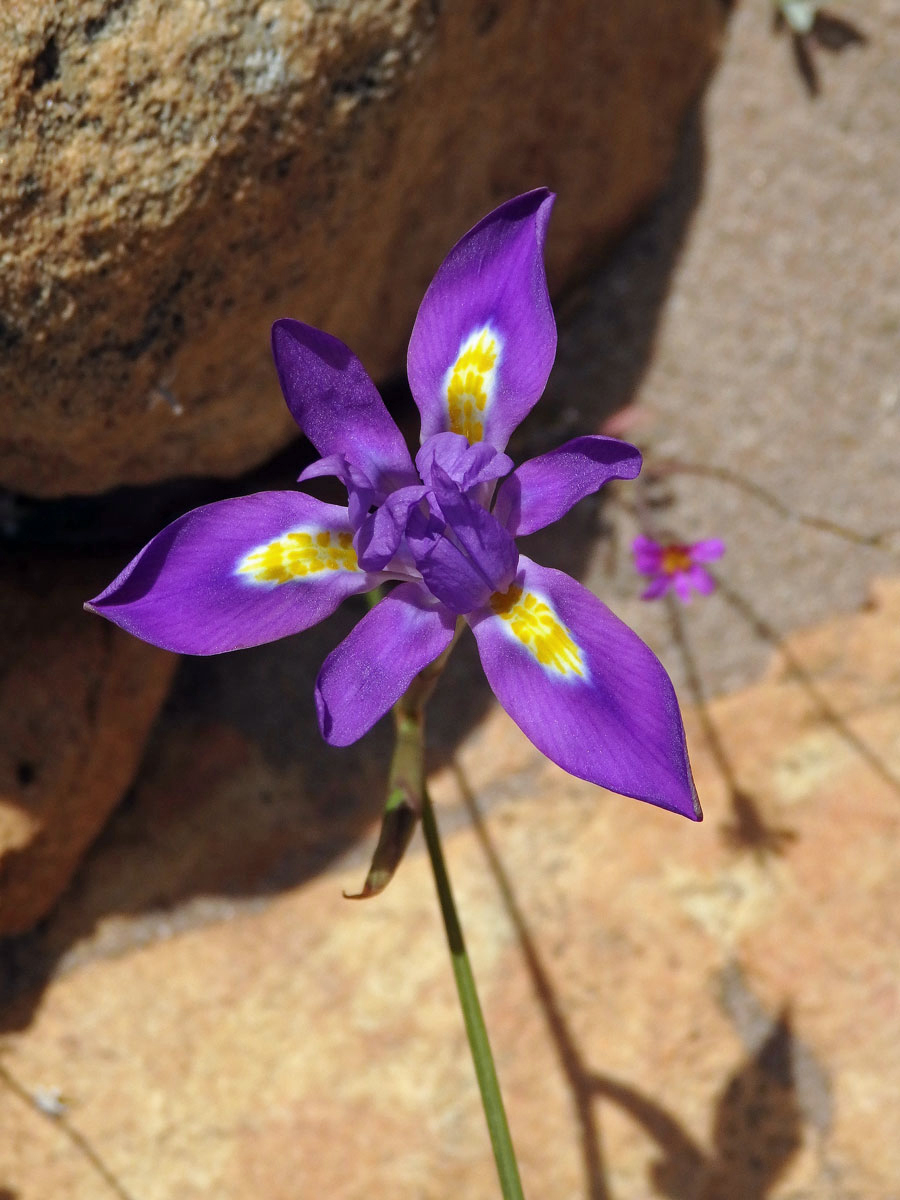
xmin=490 ymin=585 xmax=586 ymax=679
xmin=445 ymin=327 xmax=500 ymax=443
xmin=237 ymin=529 xmax=359 ymax=585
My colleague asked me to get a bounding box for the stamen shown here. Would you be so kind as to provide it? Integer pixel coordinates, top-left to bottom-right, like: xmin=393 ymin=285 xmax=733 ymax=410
xmin=490 ymin=585 xmax=586 ymax=679
xmin=661 ymin=545 xmax=693 ymax=576
xmin=237 ymin=529 xmax=358 ymax=585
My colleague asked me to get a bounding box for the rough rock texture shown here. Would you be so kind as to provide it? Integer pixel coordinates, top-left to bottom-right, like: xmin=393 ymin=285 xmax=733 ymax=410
xmin=0 ymin=0 xmax=724 ymax=497
xmin=1 ymin=580 xmax=898 ymax=1198
xmin=0 ymin=556 xmax=176 ymax=936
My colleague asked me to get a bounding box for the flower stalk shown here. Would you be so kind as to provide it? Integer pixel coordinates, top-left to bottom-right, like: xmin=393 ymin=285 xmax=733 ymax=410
xmin=422 ymin=785 xmax=526 ymax=1200
xmin=346 ymin=617 xmax=464 ymax=899
xmin=409 ymin=634 xmax=527 ymax=1199
xmin=350 ymin=626 xmax=526 ymax=1196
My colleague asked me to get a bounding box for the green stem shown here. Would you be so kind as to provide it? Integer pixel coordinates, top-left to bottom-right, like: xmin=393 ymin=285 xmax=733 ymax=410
xmin=344 ymin=619 xmax=466 ymax=899
xmin=421 ymin=789 xmax=526 ymax=1200
xmin=354 ymin=612 xmax=524 ymax=1192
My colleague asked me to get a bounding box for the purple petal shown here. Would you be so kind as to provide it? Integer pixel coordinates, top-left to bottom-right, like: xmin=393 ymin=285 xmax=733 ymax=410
xmin=86 ymin=492 xmax=380 ymax=654
xmin=415 ymin=433 xmax=513 ymax=492
xmin=297 ymin=453 xmax=373 ymax=493
xmin=355 ymin=485 xmax=428 ymax=572
xmin=495 ymin=436 xmax=642 ymax=536
xmin=672 ymin=573 xmax=694 ymax=604
xmin=428 ymin=467 xmax=518 ymax=581
xmin=405 ymin=504 xmax=500 ymax=615
xmin=689 ymin=538 xmax=726 ymax=564
xmin=641 ymin=576 xmax=671 ymax=601
xmin=468 ymin=556 xmax=700 ymax=818
xmin=315 ymin=584 xmax=456 ymax=746
xmin=407 ymin=190 xmax=557 ymax=450
xmin=298 ymin=454 xmax=377 ymax=528
xmin=632 ymin=535 xmax=664 ymax=574
xmin=272 ymin=320 xmax=415 ymax=494
xmin=686 ymin=564 xmax=717 ymax=596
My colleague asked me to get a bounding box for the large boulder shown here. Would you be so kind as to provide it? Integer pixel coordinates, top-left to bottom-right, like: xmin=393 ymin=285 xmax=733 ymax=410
xmin=0 ymin=555 xmax=176 ymax=936
xmin=0 ymin=0 xmax=723 ymax=496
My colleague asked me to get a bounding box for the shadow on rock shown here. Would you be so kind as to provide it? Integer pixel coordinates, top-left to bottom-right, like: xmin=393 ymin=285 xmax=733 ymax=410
xmin=455 ymin=757 xmax=817 ymax=1200
xmin=592 ymin=1014 xmax=804 ymax=1200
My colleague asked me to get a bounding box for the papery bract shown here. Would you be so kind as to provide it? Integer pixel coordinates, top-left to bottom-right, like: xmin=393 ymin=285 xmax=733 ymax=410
xmin=88 ymin=190 xmax=701 ymax=821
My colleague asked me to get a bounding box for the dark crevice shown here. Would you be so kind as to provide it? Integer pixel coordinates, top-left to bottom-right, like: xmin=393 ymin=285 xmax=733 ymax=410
xmin=474 ymin=3 xmax=501 ymax=35
xmin=15 ymin=762 xmax=37 ymax=788
xmin=84 ymin=0 xmax=134 ymax=42
xmin=0 ymin=318 xmax=23 ymax=352
xmin=30 ymin=35 xmax=60 ymax=90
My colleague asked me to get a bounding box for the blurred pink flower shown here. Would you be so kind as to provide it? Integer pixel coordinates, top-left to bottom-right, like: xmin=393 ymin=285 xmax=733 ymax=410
xmin=632 ymin=535 xmax=725 ymax=603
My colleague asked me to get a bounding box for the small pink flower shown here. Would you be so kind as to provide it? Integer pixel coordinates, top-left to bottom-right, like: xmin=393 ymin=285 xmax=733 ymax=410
xmin=632 ymin=535 xmax=725 ymax=604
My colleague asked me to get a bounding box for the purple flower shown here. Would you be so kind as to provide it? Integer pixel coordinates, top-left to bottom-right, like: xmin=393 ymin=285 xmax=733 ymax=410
xmin=633 ymin=535 xmax=725 ymax=603
xmin=87 ymin=191 xmax=700 ymax=820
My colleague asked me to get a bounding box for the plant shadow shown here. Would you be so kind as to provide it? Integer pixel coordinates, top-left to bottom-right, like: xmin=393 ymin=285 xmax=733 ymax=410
xmin=774 ymin=7 xmax=868 ymax=98
xmin=454 ymin=758 xmax=828 ymax=1200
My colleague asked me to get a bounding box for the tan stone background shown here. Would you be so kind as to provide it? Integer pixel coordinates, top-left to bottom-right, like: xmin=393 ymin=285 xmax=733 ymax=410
xmin=3 ymin=1 xmax=900 ymax=1198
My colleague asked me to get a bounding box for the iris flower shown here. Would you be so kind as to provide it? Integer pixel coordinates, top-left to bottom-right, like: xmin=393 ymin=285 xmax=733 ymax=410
xmin=632 ymin=535 xmax=725 ymax=603
xmin=87 ymin=191 xmax=700 ymax=820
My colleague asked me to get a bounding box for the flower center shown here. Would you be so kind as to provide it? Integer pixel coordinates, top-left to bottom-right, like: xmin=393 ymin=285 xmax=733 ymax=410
xmin=446 ymin=328 xmax=499 ymax=443
xmin=237 ymin=529 xmax=358 ymax=585
xmin=660 ymin=545 xmax=693 ymax=576
xmin=490 ymin=585 xmax=586 ymax=678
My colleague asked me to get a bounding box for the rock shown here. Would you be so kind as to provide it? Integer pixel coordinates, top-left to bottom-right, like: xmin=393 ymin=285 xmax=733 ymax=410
xmin=0 ymin=555 xmax=176 ymax=936
xmin=0 ymin=0 xmax=723 ymax=496
xmin=1 ymin=577 xmax=898 ymax=1197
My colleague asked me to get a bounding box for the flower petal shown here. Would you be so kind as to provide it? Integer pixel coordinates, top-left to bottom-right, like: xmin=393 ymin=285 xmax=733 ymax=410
xmin=673 ymin=573 xmax=694 ymax=604
xmin=686 ymin=564 xmax=717 ymax=596
xmin=495 ymin=436 xmax=642 ymax=536
xmin=406 ymin=466 xmax=518 ymax=613
xmin=641 ymin=576 xmax=671 ymax=601
xmin=315 ymin=584 xmax=456 ymax=746
xmin=429 ymin=466 xmax=519 ymax=585
xmin=86 ymin=492 xmax=380 ymax=654
xmin=355 ymin=484 xmax=428 ymax=573
xmin=272 ymin=319 xmax=415 ymax=494
xmin=689 ymin=538 xmax=726 ymax=564
xmin=298 ymin=454 xmax=377 ymax=528
xmin=632 ymin=535 xmax=664 ymax=574
xmin=407 ymin=190 xmax=557 ymax=450
xmin=468 ymin=557 xmax=700 ymax=818
xmin=415 ymin=432 xmax=513 ymax=492
xmin=405 ymin=504 xmax=500 ymax=615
